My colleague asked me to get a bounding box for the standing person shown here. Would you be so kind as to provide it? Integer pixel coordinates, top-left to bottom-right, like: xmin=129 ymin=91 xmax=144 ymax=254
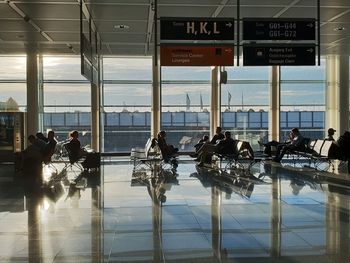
xmin=325 ymin=128 xmax=336 ymax=141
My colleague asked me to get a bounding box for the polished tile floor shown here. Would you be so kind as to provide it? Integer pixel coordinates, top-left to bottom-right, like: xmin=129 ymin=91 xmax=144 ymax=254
xmin=0 ymin=158 xmax=350 ymax=263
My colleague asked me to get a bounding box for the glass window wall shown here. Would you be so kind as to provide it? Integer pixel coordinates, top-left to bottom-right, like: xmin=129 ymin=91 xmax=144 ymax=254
xmin=222 ymin=66 xmax=270 ymax=150
xmin=103 ymin=57 xmax=152 ymax=152
xmin=162 ymin=66 xmax=211 ymax=152
xmin=0 ymin=56 xmax=26 ymax=111
xmin=0 ymin=54 xmax=331 ymax=154
xmin=43 ymin=56 xmax=91 ymax=144
xmin=281 ymin=61 xmax=326 ymax=140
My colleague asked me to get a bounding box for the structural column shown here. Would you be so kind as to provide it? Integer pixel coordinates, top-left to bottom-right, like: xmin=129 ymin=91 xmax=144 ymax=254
xmin=326 ymin=55 xmax=349 ymax=137
xmin=211 ymin=185 xmax=222 ymax=261
xmin=211 ymin=66 xmax=221 ymax=137
xmin=26 ymin=51 xmax=40 ymax=139
xmin=151 ymin=55 xmax=161 ymax=138
xmin=91 ymin=82 xmax=100 ymax=151
xmin=269 ymin=66 xmax=280 ymax=142
xmin=99 ymin=58 xmax=104 ymax=152
xmin=271 ymin=171 xmax=281 ymax=261
xmin=38 ymin=55 xmax=44 ymax=133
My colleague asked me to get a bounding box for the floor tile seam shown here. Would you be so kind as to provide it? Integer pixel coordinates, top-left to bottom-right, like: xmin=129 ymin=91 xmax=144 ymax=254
xmin=281 ymin=225 xmax=327 ymax=231
xmin=113 ymin=230 xmax=205 ymax=235
xmin=292 ymin=231 xmax=327 ymax=248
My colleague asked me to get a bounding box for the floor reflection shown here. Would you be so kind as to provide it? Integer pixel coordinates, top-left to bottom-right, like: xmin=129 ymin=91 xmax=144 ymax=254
xmin=131 ymin=166 xmax=179 ymax=263
xmin=19 ymin=166 xmax=102 ymax=263
xmin=0 ymin=160 xmax=350 ymax=262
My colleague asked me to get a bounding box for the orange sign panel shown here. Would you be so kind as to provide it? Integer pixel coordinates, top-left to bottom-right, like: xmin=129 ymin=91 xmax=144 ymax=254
xmin=160 ymin=45 xmax=234 ymax=66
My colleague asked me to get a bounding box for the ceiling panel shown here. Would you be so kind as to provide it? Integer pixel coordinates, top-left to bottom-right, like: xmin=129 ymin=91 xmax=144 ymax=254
xmin=158 ymin=6 xmax=217 ymax=17
xmin=85 ymin=0 xmax=149 ymax=4
xmin=88 ymin=5 xmax=149 ymax=20
xmin=325 ymin=45 xmax=350 ymax=55
xmin=35 ymin=20 xmax=80 ymax=32
xmin=298 ymin=0 xmax=350 ymax=7
xmin=329 ymin=11 xmax=350 ymax=22
xmin=0 ymin=20 xmax=37 ymax=32
xmin=95 ymin=20 xmax=148 ymax=34
xmin=0 ymin=3 xmax=22 ymax=19
xmin=240 ymin=7 xmax=285 ymax=17
xmin=109 ymin=44 xmax=146 ymax=55
xmin=235 ymin=0 xmax=295 ymax=6
xmin=321 ymin=34 xmax=349 ymax=43
xmin=13 ymin=0 xmax=77 ymax=2
xmin=16 ymin=3 xmax=80 ymax=20
xmin=47 ymin=32 xmax=80 ymax=42
xmin=36 ymin=43 xmax=77 ymax=55
xmin=321 ymin=23 xmax=350 ymax=36
xmin=0 ymin=32 xmax=48 ymax=42
xmin=159 ymin=0 xmax=222 ymax=5
xmin=0 ymin=0 xmax=349 ymax=56
xmin=101 ymin=33 xmax=146 ymax=43
xmin=282 ymin=7 xmax=344 ymax=20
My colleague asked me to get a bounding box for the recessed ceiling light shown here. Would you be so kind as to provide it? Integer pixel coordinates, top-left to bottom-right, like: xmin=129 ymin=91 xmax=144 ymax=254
xmin=334 ymin=26 xmax=346 ymax=31
xmin=114 ymin=24 xmax=130 ymax=29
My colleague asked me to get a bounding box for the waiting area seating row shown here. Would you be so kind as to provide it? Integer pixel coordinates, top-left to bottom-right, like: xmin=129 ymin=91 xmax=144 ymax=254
xmin=131 ymin=136 xmax=350 ymax=176
xmin=130 ymin=138 xmax=178 ymax=172
xmin=287 ymin=139 xmax=349 ymax=172
xmin=17 ymin=140 xmax=100 ymax=178
xmin=215 ymin=140 xmax=256 ymax=174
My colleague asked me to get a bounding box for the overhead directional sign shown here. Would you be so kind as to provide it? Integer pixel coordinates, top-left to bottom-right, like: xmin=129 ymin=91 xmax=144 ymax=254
xmin=243 ymin=44 xmax=315 ymax=66
xmin=160 ymin=17 xmax=234 ymax=41
xmin=161 ymin=45 xmax=234 ymax=66
xmin=243 ymin=18 xmax=316 ymax=41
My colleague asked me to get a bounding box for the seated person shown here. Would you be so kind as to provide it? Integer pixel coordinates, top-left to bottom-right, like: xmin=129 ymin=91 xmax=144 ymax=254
xmin=325 ymin=128 xmax=336 ymax=141
xmin=157 ymin=130 xmax=178 ymax=159
xmin=336 ymin=131 xmax=350 ymax=159
xmin=20 ymin=135 xmax=44 ymax=173
xmin=66 ymin=130 xmax=87 ymax=162
xmin=210 ymin=126 xmax=225 ymax=144
xmin=23 ymin=135 xmax=43 ymax=161
xmin=260 ymin=128 xmax=298 ymax=157
xmin=193 ymin=127 xmax=225 ymax=159
xmin=42 ymin=130 xmax=58 ymax=163
xmin=30 ymin=132 xmax=47 ymax=153
xmin=190 ymin=135 xmax=209 ymax=158
xmin=197 ymin=131 xmax=237 ymax=166
xmin=273 ymin=128 xmax=305 ymax=163
xmin=36 ymin=132 xmax=48 ymax=143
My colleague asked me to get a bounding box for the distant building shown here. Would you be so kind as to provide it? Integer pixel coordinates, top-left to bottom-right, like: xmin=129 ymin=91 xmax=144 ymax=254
xmin=0 ymin=97 xmax=19 ymax=111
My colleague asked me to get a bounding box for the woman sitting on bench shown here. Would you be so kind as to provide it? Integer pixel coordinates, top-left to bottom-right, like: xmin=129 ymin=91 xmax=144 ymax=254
xmin=66 ymin=130 xmax=87 ymax=162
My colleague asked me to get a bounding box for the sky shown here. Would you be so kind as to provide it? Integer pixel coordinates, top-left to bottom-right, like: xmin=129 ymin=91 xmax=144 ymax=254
xmin=0 ymin=55 xmax=328 ymax=111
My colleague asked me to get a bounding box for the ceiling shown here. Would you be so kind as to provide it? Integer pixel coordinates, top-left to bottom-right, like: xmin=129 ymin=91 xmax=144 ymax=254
xmin=0 ymin=0 xmax=350 ymax=56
